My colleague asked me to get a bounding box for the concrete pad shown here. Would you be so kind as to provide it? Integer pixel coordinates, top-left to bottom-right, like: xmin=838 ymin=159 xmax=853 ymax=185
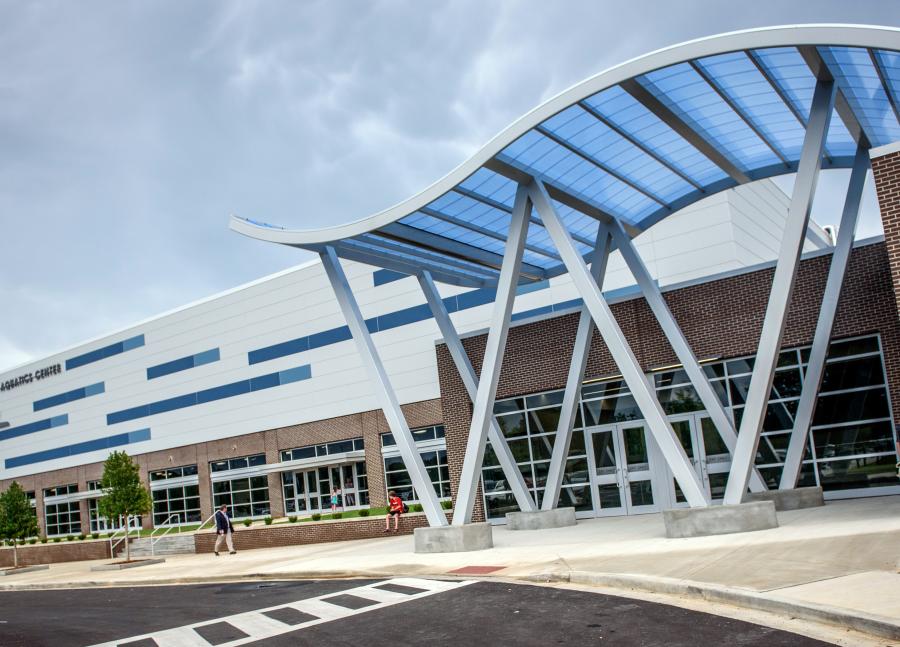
xmin=744 ymin=486 xmax=825 ymax=511
xmin=506 ymin=507 xmax=577 ymax=530
xmin=663 ymin=501 xmax=778 ymax=538
xmin=413 ymin=523 xmax=492 ymax=553
xmin=0 ymin=564 xmax=49 ymax=576
xmin=90 ymin=558 xmax=166 ymax=571
xmin=774 ymin=571 xmax=900 ymax=620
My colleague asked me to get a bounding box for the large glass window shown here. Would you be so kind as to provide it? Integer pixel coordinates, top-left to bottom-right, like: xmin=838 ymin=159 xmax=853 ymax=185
xmin=281 ymin=461 xmax=368 ymax=513
xmin=86 ymin=480 xmax=139 ymax=533
xmin=210 ymin=453 xmax=266 ymax=473
xmin=280 ymin=438 xmax=364 ymax=462
xmin=212 ymin=476 xmax=270 ymax=519
xmin=150 ymin=464 xmax=201 ymax=526
xmin=381 ymin=425 xmax=450 ymax=503
xmin=43 ymin=484 xmax=81 ymax=536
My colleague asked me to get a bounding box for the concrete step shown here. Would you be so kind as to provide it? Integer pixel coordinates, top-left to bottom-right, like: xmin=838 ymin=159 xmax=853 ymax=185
xmin=115 ymin=534 xmax=196 ymax=557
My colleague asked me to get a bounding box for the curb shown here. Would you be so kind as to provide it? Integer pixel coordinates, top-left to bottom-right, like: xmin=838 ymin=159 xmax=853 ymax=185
xmin=519 ymin=570 xmax=900 ymax=641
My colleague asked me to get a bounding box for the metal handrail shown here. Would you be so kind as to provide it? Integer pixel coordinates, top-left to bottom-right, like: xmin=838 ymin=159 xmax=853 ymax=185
xmin=196 ymin=512 xmax=218 ymax=533
xmin=149 ymin=514 xmax=182 ymax=556
xmin=108 ymin=515 xmax=138 ymax=557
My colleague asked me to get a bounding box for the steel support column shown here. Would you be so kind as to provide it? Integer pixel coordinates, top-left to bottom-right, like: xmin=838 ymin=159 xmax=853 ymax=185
xmin=319 ymin=246 xmax=447 ymax=527
xmin=780 ymin=144 xmax=869 ymax=489
xmin=529 ymin=179 xmax=709 ymax=508
xmin=451 ymin=186 xmax=532 ymax=525
xmin=417 ymin=270 xmax=537 ymax=513
xmin=723 ymin=79 xmax=836 ymax=505
xmin=608 ymin=221 xmax=768 ymax=494
xmin=541 ymin=226 xmax=612 ymax=511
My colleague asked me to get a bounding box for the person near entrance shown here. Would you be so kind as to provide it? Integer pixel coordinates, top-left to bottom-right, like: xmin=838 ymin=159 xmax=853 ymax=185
xmin=214 ymin=504 xmax=236 ymax=556
xmin=330 ymin=487 xmax=341 ymax=512
xmin=385 ymin=490 xmax=403 ymax=532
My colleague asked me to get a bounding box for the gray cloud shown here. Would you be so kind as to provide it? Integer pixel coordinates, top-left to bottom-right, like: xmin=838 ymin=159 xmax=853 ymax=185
xmin=1 ymin=0 xmax=898 ymax=370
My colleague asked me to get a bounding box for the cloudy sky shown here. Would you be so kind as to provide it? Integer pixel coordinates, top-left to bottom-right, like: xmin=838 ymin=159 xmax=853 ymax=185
xmin=1 ymin=1 xmax=898 ymax=372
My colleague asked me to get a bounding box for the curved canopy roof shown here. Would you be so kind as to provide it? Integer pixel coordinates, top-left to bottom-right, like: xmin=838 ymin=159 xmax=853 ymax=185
xmin=231 ymin=24 xmax=900 ymax=287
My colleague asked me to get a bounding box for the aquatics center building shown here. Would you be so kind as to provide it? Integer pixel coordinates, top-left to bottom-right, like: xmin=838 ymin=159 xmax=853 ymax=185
xmin=2 ymin=24 xmax=900 ymax=545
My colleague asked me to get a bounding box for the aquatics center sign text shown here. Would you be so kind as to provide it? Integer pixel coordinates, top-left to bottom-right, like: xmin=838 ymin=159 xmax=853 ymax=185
xmin=1 ymin=364 xmax=63 ymax=392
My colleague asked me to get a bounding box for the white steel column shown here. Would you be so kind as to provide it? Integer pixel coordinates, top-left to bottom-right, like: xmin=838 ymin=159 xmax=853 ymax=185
xmin=452 ymin=185 xmax=532 ymax=525
xmin=723 ymin=79 xmax=836 ymax=504
xmin=417 ymin=270 xmax=537 ymax=512
xmin=541 ymin=226 xmax=612 ymax=510
xmin=529 ymin=179 xmax=709 ymax=508
xmin=609 ymin=221 xmax=768 ymax=494
xmin=780 ymin=144 xmax=869 ymax=489
xmin=319 ymin=246 xmax=447 ymax=527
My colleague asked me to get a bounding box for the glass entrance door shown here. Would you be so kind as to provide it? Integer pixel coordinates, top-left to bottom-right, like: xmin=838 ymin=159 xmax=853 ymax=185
xmin=587 ymin=422 xmax=659 ymax=516
xmin=668 ymin=413 xmax=732 ymax=506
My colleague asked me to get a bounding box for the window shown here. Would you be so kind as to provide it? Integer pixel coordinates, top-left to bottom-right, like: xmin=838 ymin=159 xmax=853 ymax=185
xmin=43 ymin=484 xmax=81 ymax=537
xmin=280 ymin=438 xmax=364 ymax=463
xmin=149 ymin=464 xmax=198 ymax=481
xmin=210 ymin=453 xmax=266 ymax=473
xmin=381 ymin=426 xmax=450 ymax=503
xmin=149 ymin=464 xmax=201 ymax=526
xmin=213 ymin=476 xmax=270 ymax=519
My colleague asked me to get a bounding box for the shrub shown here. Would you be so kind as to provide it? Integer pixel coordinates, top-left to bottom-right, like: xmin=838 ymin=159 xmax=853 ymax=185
xmin=40 ymin=537 xmax=48 ymax=544
xmin=332 ymin=512 xmax=343 ymax=519
xmin=264 ymin=517 xmax=273 ymax=525
xmin=78 ymin=534 xmax=87 ymax=541
xmin=358 ymin=509 xmax=370 ymax=517
xmin=53 ymin=537 xmax=61 ymax=543
xmin=91 ymin=533 xmax=100 ymax=539
xmin=441 ymin=500 xmax=453 ymax=510
xmin=66 ymin=535 xmax=75 ymax=542
xmin=242 ymin=519 xmax=252 ymax=527
xmin=311 ymin=513 xmax=321 ymax=521
xmin=28 ymin=538 xmax=37 ymax=545
xmin=288 ymin=516 xmax=298 ymax=523
xmin=409 ymin=503 xmax=423 ymax=513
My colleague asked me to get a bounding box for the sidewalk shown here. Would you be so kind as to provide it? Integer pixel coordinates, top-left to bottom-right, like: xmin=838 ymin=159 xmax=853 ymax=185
xmin=3 ymin=496 xmax=899 ymax=637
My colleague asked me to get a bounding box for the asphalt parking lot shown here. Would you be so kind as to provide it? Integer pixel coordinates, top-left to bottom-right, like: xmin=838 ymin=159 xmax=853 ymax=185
xmin=0 ymin=578 xmax=836 ymax=646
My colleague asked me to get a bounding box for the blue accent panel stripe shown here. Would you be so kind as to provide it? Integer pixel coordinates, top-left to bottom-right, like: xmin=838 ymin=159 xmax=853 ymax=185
xmin=373 ymin=268 xmax=408 ymax=287
xmin=33 ymin=382 xmax=105 ymax=412
xmin=147 ymin=348 xmax=221 ymax=380
xmin=66 ymin=334 xmax=145 ymax=370
xmin=5 ymin=428 xmax=151 ymax=469
xmin=107 ymin=364 xmax=312 ymax=425
xmin=0 ymin=414 xmax=69 ymax=441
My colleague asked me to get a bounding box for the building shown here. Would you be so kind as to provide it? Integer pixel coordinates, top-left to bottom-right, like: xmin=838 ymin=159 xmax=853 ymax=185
xmin=2 ymin=25 xmax=899 ymax=542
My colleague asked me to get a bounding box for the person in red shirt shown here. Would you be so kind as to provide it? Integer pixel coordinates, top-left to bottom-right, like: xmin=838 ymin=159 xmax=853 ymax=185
xmin=385 ymin=490 xmax=403 ymax=532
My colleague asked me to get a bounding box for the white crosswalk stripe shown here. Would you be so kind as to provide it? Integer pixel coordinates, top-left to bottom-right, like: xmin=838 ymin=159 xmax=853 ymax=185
xmin=90 ymin=578 xmax=474 ymax=647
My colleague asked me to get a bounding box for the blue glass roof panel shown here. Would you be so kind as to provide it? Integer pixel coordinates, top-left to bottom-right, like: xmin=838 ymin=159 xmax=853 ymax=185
xmin=819 ymin=46 xmax=900 ymax=147
xmin=873 ymin=49 xmax=900 ymax=112
xmin=638 ymin=62 xmax=781 ymax=171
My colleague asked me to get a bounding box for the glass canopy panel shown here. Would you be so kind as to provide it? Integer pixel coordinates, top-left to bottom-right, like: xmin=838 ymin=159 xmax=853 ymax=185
xmin=400 ymin=212 xmax=507 ymax=255
xmin=638 ymin=62 xmax=781 ymax=172
xmin=348 ymin=234 xmax=495 ymax=282
xmin=458 ymin=168 xmax=518 ymax=210
xmin=694 ymin=52 xmax=805 ymax=161
xmin=583 ymin=86 xmax=728 ymax=187
xmin=539 ymin=105 xmax=694 ymax=205
xmin=751 ymin=47 xmax=856 ymax=159
xmin=873 ymin=50 xmax=900 ymax=115
xmin=819 ymin=46 xmax=900 ymax=148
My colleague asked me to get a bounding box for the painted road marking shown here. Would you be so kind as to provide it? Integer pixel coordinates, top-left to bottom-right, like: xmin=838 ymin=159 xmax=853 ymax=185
xmin=91 ymin=578 xmax=474 ymax=647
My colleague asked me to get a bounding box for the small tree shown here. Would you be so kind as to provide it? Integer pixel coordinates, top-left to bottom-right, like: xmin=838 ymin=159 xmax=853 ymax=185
xmin=0 ymin=482 xmax=39 ymax=568
xmin=98 ymin=451 xmax=151 ymax=562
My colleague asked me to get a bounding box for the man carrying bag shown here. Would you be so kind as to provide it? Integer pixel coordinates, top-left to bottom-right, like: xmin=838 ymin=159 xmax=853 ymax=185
xmin=214 ymin=504 xmax=237 ymax=556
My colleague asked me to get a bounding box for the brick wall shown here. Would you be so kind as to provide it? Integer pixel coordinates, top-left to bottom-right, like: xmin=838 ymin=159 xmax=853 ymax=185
xmin=0 ymin=539 xmax=111 ymax=567
xmin=437 ymin=241 xmax=900 ymax=521
xmin=871 ymin=149 xmax=900 ymax=315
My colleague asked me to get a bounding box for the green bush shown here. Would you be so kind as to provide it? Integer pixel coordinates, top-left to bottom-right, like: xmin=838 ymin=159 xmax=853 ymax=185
xmin=440 ymin=499 xmax=453 ymax=510
xmin=409 ymin=503 xmax=423 ymax=513
xmin=53 ymin=537 xmax=61 ymax=543
xmin=332 ymin=512 xmax=343 ymax=519
xmin=40 ymin=537 xmax=48 ymax=544
xmin=288 ymin=516 xmax=298 ymax=523
xmin=311 ymin=513 xmax=321 ymax=521
xmin=358 ymin=509 xmax=370 ymax=517
xmin=78 ymin=534 xmax=87 ymax=541
xmin=264 ymin=517 xmax=273 ymax=525
xmin=242 ymin=519 xmax=252 ymax=527
xmin=28 ymin=538 xmax=37 ymax=545
xmin=66 ymin=535 xmax=75 ymax=542
xmin=91 ymin=533 xmax=100 ymax=539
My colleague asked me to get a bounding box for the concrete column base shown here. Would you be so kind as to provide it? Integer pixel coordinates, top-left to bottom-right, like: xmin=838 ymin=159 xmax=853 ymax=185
xmin=506 ymin=507 xmax=577 ymax=530
xmin=413 ymin=522 xmax=493 ymax=553
xmin=663 ymin=501 xmax=778 ymax=538
xmin=743 ymin=486 xmax=825 ymax=511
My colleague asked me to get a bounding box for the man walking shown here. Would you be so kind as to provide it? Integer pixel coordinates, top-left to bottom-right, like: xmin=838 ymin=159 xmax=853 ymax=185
xmin=214 ymin=504 xmax=236 ymax=556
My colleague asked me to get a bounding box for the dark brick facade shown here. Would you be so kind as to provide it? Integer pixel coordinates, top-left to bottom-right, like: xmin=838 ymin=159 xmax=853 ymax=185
xmin=871 ymin=148 xmax=900 ymax=315
xmin=437 ymin=241 xmax=900 ymax=522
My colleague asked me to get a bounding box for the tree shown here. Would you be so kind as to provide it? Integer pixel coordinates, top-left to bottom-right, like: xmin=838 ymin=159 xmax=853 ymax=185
xmin=98 ymin=451 xmax=152 ymax=562
xmin=0 ymin=482 xmax=39 ymax=569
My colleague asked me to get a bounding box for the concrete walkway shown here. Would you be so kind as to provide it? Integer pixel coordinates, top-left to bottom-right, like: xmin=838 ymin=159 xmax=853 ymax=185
xmin=3 ymin=496 xmax=899 ymax=638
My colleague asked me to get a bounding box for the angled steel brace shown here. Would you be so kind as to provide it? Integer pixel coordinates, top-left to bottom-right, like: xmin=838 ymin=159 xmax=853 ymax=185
xmin=319 ymin=246 xmax=447 ymax=527
xmin=780 ymin=144 xmax=869 ymax=489
xmin=452 ymin=185 xmax=533 ymax=525
xmin=608 ymin=221 xmax=768 ymax=494
xmin=723 ymin=79 xmax=836 ymax=505
xmin=529 ymin=179 xmax=709 ymax=508
xmin=417 ymin=270 xmax=537 ymax=513
xmin=541 ymin=225 xmax=612 ymax=511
